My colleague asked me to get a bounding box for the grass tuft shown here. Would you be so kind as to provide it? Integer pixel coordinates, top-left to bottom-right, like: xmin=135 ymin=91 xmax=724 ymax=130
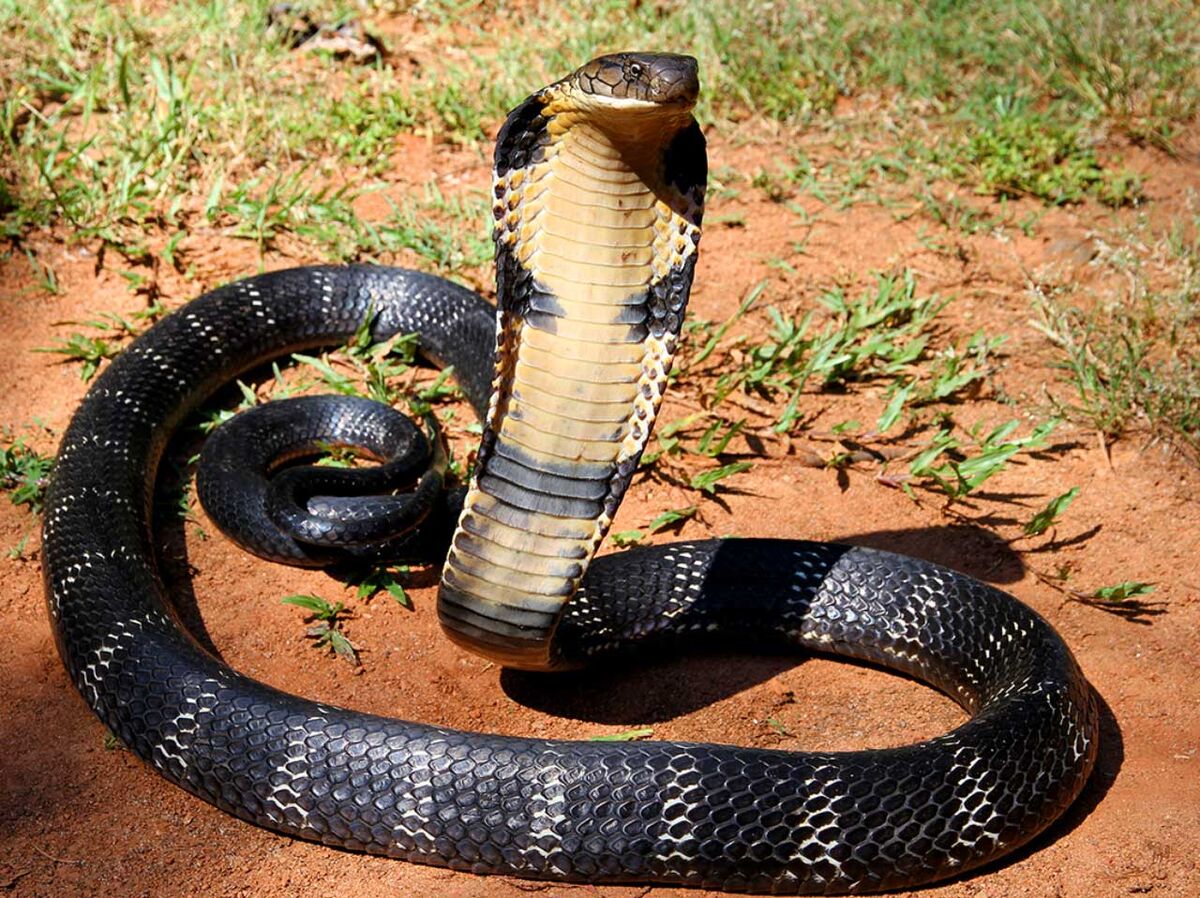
xmin=0 ymin=436 xmax=54 ymax=513
xmin=940 ymin=104 xmax=1142 ymax=206
xmin=1031 ymin=269 xmax=1200 ymax=459
xmin=281 ymin=593 xmax=359 ymax=665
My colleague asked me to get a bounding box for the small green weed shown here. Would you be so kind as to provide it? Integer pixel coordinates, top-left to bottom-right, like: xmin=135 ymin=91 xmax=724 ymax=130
xmin=686 ymin=272 xmax=944 ymax=434
xmin=1067 ymin=580 xmax=1164 ymax=621
xmin=913 ymin=331 xmax=1007 ymax=405
xmin=877 ymin=331 xmax=1006 ymax=434
xmin=312 ymin=443 xmax=360 ymax=469
xmin=0 ymin=437 xmax=54 ymax=512
xmin=281 ymin=594 xmax=359 ymax=665
xmin=293 ymin=309 xmax=426 ymax=408
xmin=648 ymin=506 xmax=698 ymax=532
xmin=34 ymin=304 xmax=165 ymax=381
xmin=316 ymin=87 xmax=418 ymax=170
xmin=938 ymin=102 xmax=1142 ymax=206
xmin=198 ymin=367 xmax=299 ymax=434
xmin=295 ymin=341 xmax=457 ymax=416
xmin=644 ymin=413 xmax=746 ymax=465
xmin=1032 ymin=290 xmax=1200 ymax=457
xmin=767 ymin=717 xmax=793 ymax=737
xmin=608 ymin=530 xmax=644 ymax=548
xmin=34 ymin=333 xmax=118 ymax=382
xmin=344 ymin=565 xmax=412 ymax=607
xmin=610 ymin=505 xmax=698 ymax=547
xmin=1089 ymin=581 xmax=1156 ymax=603
xmin=7 ymin=531 xmax=34 ymax=560
xmin=797 ymin=274 xmax=940 ymax=388
xmin=1024 ymin=487 xmax=1082 ymax=537
xmin=691 ymin=461 xmax=753 ymax=495
xmin=904 ymin=419 xmax=1059 ymax=502
xmin=639 ymin=413 xmax=755 ymax=497
xmin=214 ymin=170 xmax=353 ymax=252
xmin=912 ymin=189 xmax=1011 ymax=237
xmin=24 ymin=249 xmax=60 ymax=294
xmin=386 ymin=186 xmax=493 ymax=272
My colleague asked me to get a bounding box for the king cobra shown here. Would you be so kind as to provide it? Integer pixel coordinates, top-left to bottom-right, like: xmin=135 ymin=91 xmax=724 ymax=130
xmin=44 ymin=54 xmax=1098 ymax=893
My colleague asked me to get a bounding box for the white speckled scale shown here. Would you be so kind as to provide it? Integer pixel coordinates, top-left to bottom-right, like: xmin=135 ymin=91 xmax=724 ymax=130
xmin=43 ymin=54 xmax=1098 ymax=895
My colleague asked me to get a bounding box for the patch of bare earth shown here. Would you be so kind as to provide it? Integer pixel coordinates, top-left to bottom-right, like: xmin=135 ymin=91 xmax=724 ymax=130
xmin=1 ymin=112 xmax=1198 ymax=898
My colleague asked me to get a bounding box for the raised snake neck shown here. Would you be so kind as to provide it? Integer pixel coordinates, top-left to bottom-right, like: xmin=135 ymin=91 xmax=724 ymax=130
xmin=440 ymin=54 xmax=705 ymax=669
xmin=42 ymin=53 xmax=1098 ymax=893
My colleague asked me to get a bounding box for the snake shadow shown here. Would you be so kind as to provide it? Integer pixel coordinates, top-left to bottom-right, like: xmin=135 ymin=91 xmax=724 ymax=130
xmin=832 ymin=523 xmax=1029 ymax=584
xmin=501 ymin=649 xmax=803 ymax=725
xmin=152 ymin=399 xmax=261 ymax=659
xmin=154 ymin=446 xmax=222 ymax=657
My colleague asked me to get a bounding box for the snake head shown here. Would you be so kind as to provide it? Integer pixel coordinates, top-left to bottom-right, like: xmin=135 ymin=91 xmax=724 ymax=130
xmin=569 ymin=52 xmax=700 ymax=110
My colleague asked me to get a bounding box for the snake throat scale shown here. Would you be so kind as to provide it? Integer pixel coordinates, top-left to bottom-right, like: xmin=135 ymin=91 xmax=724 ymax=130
xmin=43 ymin=54 xmax=1098 ymax=894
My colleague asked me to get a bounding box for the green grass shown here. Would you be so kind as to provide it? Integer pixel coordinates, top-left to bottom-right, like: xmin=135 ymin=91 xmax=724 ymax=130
xmin=876 ymin=331 xmax=1007 ymax=434
xmin=207 ymin=171 xmax=491 ymax=265
xmin=1035 ymin=299 xmax=1200 ymax=453
xmin=0 ymin=434 xmax=54 ymax=512
xmin=292 ymin=310 xmax=462 ymax=415
xmin=679 ymin=271 xmax=955 ymax=435
xmin=3 ymin=0 xmax=1188 ymax=616
xmin=1031 ymin=220 xmax=1200 ymax=458
xmin=34 ymin=332 xmax=119 ymax=382
xmin=344 ymin=566 xmax=412 ymax=607
xmin=932 ymin=103 xmax=1143 ymax=206
xmin=588 ymin=727 xmax=655 ymax=742
xmin=1070 ymin=580 xmax=1163 ymax=621
xmin=639 ymin=269 xmax=1057 ymax=513
xmin=4 ymin=1 xmax=1196 ymax=256
xmin=610 ymin=505 xmax=698 ymax=548
xmin=278 ymin=568 xmax=415 ymax=665
xmin=34 ymin=303 xmax=165 ymax=381
xmin=1023 ymin=487 xmax=1082 ymax=538
xmin=904 ymin=418 xmax=1059 ymax=502
xmin=281 ymin=593 xmax=359 ymax=665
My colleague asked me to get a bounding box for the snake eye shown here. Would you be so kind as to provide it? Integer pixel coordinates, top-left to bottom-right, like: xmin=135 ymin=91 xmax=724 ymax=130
xmin=627 ymin=61 xmax=643 ymax=80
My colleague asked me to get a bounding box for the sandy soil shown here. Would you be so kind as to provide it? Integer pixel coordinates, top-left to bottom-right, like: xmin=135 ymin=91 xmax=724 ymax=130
xmin=1 ymin=108 xmax=1198 ymax=897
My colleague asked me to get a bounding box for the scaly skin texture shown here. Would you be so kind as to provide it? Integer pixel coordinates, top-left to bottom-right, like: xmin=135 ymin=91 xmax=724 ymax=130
xmin=196 ymin=395 xmax=444 ymax=565
xmin=439 ymin=54 xmax=706 ymax=668
xmin=43 ymin=54 xmax=1098 ymax=894
xmin=42 ymin=262 xmax=1098 ymax=894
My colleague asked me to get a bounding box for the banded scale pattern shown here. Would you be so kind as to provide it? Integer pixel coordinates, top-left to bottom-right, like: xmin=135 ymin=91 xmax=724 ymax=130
xmin=438 ymin=62 xmax=706 ymax=669
xmin=44 ymin=54 xmax=1099 ymax=893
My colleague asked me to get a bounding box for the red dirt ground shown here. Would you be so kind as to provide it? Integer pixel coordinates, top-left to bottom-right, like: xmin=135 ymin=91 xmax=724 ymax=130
xmin=1 ymin=117 xmax=1198 ymax=897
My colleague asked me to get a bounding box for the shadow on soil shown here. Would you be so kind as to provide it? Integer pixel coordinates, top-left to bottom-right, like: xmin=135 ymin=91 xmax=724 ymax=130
xmin=502 ymin=650 xmax=803 ymax=724
xmin=834 ymin=523 xmax=1028 ymax=584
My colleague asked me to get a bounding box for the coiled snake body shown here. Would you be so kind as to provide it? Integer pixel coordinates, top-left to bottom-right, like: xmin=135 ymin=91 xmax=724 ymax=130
xmin=44 ymin=54 xmax=1098 ymax=893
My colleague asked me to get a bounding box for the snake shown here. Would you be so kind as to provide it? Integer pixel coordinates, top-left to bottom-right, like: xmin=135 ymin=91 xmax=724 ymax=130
xmin=43 ymin=53 xmax=1099 ymax=893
